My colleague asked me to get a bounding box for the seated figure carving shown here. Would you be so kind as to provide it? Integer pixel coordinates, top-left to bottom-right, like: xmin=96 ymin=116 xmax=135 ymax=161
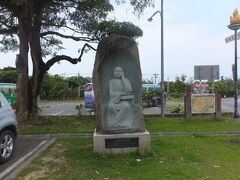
xmin=107 ymin=66 xmax=134 ymax=128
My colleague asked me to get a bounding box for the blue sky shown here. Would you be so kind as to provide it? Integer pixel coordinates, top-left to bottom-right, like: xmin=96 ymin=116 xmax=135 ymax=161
xmin=0 ymin=0 xmax=239 ymax=82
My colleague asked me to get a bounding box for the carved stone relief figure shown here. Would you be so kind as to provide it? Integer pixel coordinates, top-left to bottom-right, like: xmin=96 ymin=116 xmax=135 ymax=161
xmin=107 ymin=66 xmax=134 ymax=128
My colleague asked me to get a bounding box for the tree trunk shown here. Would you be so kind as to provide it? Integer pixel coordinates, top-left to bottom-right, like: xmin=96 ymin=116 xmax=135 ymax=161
xmin=15 ymin=1 xmax=44 ymax=122
xmin=15 ymin=18 xmax=30 ymax=122
xmin=28 ymin=59 xmax=45 ymax=121
xmin=28 ymin=5 xmax=46 ymax=121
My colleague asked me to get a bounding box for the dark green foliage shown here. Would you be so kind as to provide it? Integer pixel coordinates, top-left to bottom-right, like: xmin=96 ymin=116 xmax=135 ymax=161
xmin=0 ymin=36 xmax=19 ymax=53
xmin=0 ymin=67 xmax=17 ymax=83
xmin=41 ymin=74 xmax=68 ymax=100
xmin=40 ymin=73 xmax=89 ymax=100
xmin=130 ymin=0 xmax=155 ymax=14
xmin=0 ymin=0 xmax=154 ymax=121
xmin=172 ymin=74 xmax=186 ymax=98
xmin=142 ymin=88 xmax=163 ymax=106
xmin=66 ymin=76 xmax=89 ymax=88
xmin=160 ymin=74 xmax=187 ymax=99
xmin=96 ymin=20 xmax=143 ymax=39
xmin=214 ymin=78 xmax=234 ymax=97
xmin=0 ymin=0 xmax=150 ymax=55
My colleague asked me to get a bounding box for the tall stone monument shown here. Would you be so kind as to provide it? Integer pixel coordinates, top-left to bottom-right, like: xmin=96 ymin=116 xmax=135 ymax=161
xmin=93 ymin=35 xmax=150 ymax=153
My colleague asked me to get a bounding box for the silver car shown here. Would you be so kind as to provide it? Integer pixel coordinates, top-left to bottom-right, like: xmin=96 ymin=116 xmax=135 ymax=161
xmin=0 ymin=92 xmax=17 ymax=163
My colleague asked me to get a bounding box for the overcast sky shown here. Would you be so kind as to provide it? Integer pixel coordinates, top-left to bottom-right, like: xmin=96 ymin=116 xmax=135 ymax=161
xmin=0 ymin=0 xmax=239 ymax=82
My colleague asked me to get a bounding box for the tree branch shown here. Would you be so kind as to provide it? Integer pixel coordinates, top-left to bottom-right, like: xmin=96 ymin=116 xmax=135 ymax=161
xmin=45 ymin=43 xmax=96 ymax=70
xmin=40 ymin=31 xmax=99 ymax=42
xmin=45 ymin=55 xmax=79 ymax=70
xmin=0 ymin=27 xmax=18 ymax=34
xmin=41 ymin=23 xmax=84 ymax=34
xmin=78 ymin=43 xmax=96 ymax=61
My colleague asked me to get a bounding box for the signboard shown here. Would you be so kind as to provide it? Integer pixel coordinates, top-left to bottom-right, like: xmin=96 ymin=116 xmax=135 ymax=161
xmin=105 ymin=138 xmax=139 ymax=148
xmin=193 ymin=84 xmax=209 ymax=94
xmin=194 ymin=65 xmax=220 ymax=80
xmin=225 ymin=32 xmax=240 ymax=43
xmin=192 ymin=94 xmax=215 ymax=113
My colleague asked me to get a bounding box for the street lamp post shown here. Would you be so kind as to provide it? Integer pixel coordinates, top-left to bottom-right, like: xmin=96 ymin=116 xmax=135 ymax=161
xmin=228 ymin=8 xmax=240 ymax=119
xmin=148 ymin=0 xmax=165 ymax=118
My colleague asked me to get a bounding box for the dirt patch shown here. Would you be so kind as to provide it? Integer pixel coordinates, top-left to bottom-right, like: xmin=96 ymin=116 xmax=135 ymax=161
xmin=42 ymin=156 xmax=66 ymax=165
xmin=17 ymin=142 xmax=68 ymax=180
xmin=20 ymin=167 xmax=48 ymax=180
xmin=50 ymin=143 xmax=66 ymax=153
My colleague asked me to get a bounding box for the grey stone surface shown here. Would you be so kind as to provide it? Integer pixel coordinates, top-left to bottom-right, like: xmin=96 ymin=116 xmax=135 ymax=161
xmin=93 ymin=129 xmax=151 ymax=154
xmin=93 ymin=35 xmax=145 ymax=134
xmin=107 ymin=66 xmax=134 ymax=129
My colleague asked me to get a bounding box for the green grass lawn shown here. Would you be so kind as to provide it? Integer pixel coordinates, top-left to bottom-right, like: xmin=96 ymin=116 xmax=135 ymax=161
xmin=145 ymin=116 xmax=240 ymax=133
xmin=38 ymin=99 xmax=84 ymax=105
xmin=167 ymin=96 xmax=184 ymax=102
xmin=18 ymin=115 xmax=240 ymax=135
xmin=164 ymin=105 xmax=184 ymax=113
xmin=19 ymin=116 xmax=95 ymax=135
xmin=15 ymin=135 xmax=240 ymax=180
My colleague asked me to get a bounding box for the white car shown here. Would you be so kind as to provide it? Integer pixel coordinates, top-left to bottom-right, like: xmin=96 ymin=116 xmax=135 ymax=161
xmin=0 ymin=92 xmax=17 ymax=163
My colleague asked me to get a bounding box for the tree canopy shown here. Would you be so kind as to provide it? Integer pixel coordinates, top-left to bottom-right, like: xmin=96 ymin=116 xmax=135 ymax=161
xmin=0 ymin=0 xmax=152 ymax=61
xmin=0 ymin=66 xmax=17 ymax=83
xmin=0 ymin=0 xmax=154 ymax=121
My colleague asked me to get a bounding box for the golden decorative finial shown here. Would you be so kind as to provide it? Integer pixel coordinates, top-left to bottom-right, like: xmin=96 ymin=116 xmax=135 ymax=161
xmin=230 ymin=8 xmax=240 ymax=24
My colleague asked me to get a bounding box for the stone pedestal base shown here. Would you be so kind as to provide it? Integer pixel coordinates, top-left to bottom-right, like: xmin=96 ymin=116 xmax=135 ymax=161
xmin=93 ymin=129 xmax=151 ymax=154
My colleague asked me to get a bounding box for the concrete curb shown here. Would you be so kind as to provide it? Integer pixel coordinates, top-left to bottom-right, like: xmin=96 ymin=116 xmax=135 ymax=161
xmin=144 ymin=112 xmax=233 ymax=118
xmin=1 ymin=138 xmax=56 ymax=180
xmin=19 ymin=133 xmax=93 ymax=139
xmin=150 ymin=131 xmax=240 ymax=136
xmin=19 ymin=131 xmax=240 ymax=139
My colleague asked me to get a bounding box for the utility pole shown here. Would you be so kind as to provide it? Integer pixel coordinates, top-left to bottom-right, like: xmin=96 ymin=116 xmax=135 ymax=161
xmin=148 ymin=0 xmax=165 ymax=118
xmin=167 ymin=77 xmax=169 ymax=93
xmin=153 ymin=73 xmax=159 ymax=84
xmin=160 ymin=0 xmax=165 ymax=118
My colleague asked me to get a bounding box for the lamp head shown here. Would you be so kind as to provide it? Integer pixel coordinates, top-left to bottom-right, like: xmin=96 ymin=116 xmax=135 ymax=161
xmin=148 ymin=18 xmax=153 ymax=22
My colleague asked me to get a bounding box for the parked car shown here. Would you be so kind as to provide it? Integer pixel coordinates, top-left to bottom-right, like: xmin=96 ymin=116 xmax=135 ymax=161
xmin=0 ymin=92 xmax=17 ymax=163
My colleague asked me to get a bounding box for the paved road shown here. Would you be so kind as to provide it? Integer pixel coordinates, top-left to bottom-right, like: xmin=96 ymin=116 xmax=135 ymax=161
xmin=39 ymin=101 xmax=182 ymax=116
xmin=39 ymin=101 xmax=94 ymax=116
xmin=221 ymin=97 xmax=235 ymax=112
xmin=39 ymin=98 xmax=235 ymax=116
xmin=39 ymin=101 xmax=84 ymax=116
xmin=37 ymin=101 xmax=196 ymax=116
xmin=0 ymin=136 xmax=53 ymax=179
xmin=38 ymin=101 xmax=186 ymax=116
